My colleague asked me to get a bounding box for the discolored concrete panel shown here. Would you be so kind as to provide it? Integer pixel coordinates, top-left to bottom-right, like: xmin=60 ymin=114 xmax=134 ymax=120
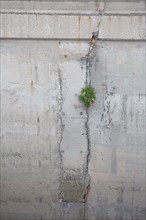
xmin=86 ymin=41 xmax=146 ymax=220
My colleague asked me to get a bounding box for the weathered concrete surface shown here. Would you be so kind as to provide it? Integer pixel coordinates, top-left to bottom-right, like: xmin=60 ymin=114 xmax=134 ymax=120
xmin=58 ymin=42 xmax=89 ymax=202
xmin=0 ymin=39 xmax=89 ymax=219
xmin=86 ymin=41 xmax=146 ymax=220
xmin=0 ymin=40 xmax=62 ymax=220
xmin=0 ymin=0 xmax=146 ymax=220
xmin=1 ymin=0 xmax=145 ymax=13
xmin=1 ymin=14 xmax=145 ymax=40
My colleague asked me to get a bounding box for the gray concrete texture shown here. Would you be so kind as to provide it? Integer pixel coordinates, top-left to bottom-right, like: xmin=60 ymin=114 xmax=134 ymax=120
xmin=0 ymin=0 xmax=146 ymax=220
xmin=1 ymin=0 xmax=146 ymax=13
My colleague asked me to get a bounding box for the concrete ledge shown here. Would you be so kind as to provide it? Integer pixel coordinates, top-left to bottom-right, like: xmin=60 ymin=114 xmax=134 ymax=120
xmin=1 ymin=0 xmax=145 ymax=12
xmin=1 ymin=9 xmax=146 ymax=16
xmin=1 ymin=13 xmax=145 ymax=40
xmin=99 ymin=15 xmax=146 ymax=40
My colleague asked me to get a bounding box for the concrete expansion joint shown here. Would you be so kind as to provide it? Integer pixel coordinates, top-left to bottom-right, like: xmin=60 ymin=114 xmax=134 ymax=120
xmin=58 ymin=69 xmax=65 ymax=202
xmin=1 ymin=10 xmax=146 ymax=16
xmin=83 ymin=17 xmax=101 ymax=208
xmin=84 ymin=109 xmax=91 ymax=185
xmin=85 ymin=15 xmax=101 ymax=84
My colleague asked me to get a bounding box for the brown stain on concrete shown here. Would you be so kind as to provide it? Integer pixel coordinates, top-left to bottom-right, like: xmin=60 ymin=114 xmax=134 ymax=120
xmin=96 ymin=0 xmax=100 ymax=10
xmin=30 ymin=80 xmax=34 ymax=95
xmin=37 ymin=116 xmax=40 ymax=135
xmin=77 ymin=16 xmax=81 ymax=49
xmin=78 ymin=16 xmax=81 ymax=39
xmin=29 ymin=50 xmax=32 ymax=76
xmin=107 ymin=16 xmax=112 ymax=35
xmin=138 ymin=16 xmax=142 ymax=34
xmin=29 ymin=50 xmax=35 ymax=95
xmin=130 ymin=16 xmax=133 ymax=30
xmin=88 ymin=16 xmax=92 ymax=38
xmin=138 ymin=16 xmax=142 ymax=25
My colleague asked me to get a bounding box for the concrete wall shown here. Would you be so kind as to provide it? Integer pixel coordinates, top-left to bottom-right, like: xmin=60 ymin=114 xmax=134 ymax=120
xmin=87 ymin=40 xmax=145 ymax=220
xmin=0 ymin=1 xmax=146 ymax=220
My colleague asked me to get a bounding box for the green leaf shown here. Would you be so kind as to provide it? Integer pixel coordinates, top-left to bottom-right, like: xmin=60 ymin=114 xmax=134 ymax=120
xmin=79 ymin=85 xmax=96 ymax=108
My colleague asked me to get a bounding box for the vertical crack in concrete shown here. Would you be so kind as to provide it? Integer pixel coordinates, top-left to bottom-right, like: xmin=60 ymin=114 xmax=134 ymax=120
xmin=83 ymin=16 xmax=102 ymax=219
xmin=85 ymin=14 xmax=101 ymax=85
xmin=58 ymin=68 xmax=65 ymax=206
xmin=57 ymin=15 xmax=102 ymax=219
xmin=84 ymin=108 xmax=91 ymax=189
xmin=84 ymin=17 xmax=101 ymax=184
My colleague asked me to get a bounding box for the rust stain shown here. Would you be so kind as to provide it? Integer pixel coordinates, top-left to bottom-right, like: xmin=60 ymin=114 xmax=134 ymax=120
xmin=138 ymin=16 xmax=142 ymax=25
xmin=130 ymin=16 xmax=133 ymax=26
xmin=108 ymin=16 xmax=112 ymax=34
xmin=77 ymin=16 xmax=81 ymax=49
xmin=118 ymin=16 xmax=121 ymax=21
xmin=78 ymin=16 xmax=81 ymax=39
xmin=104 ymin=54 xmax=107 ymax=71
xmin=29 ymin=51 xmax=35 ymax=95
xmin=30 ymin=80 xmax=34 ymax=95
xmin=88 ymin=16 xmax=91 ymax=35
xmin=138 ymin=16 xmax=142 ymax=33
xmin=29 ymin=50 xmax=32 ymax=77
xmin=108 ymin=16 xmax=111 ymax=22
xmin=96 ymin=0 xmax=100 ymax=10
xmin=107 ymin=16 xmax=112 ymax=26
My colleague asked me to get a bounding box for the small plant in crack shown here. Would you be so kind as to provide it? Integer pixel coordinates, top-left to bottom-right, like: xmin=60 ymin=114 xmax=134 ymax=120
xmin=79 ymin=85 xmax=96 ymax=108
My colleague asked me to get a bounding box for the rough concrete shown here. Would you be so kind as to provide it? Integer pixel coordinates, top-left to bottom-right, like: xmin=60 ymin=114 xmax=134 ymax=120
xmin=1 ymin=0 xmax=145 ymax=13
xmin=0 ymin=39 xmax=90 ymax=219
xmin=86 ymin=40 xmax=146 ymax=220
xmin=1 ymin=14 xmax=145 ymax=40
xmin=0 ymin=0 xmax=146 ymax=220
xmin=1 ymin=40 xmax=62 ymax=220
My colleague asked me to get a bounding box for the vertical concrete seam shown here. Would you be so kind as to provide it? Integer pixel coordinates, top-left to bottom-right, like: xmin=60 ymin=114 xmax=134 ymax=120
xmin=84 ymin=108 xmax=91 ymax=187
xmin=84 ymin=13 xmax=101 ymax=186
xmin=58 ymin=68 xmax=65 ymax=206
xmin=83 ymin=14 xmax=102 ymax=219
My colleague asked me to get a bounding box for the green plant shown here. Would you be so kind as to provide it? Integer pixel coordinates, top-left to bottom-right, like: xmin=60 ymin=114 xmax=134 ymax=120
xmin=79 ymin=85 xmax=96 ymax=108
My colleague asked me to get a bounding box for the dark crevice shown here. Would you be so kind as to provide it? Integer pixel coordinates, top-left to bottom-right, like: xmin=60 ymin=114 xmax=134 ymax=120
xmin=83 ymin=17 xmax=101 ymax=220
xmin=58 ymin=68 xmax=65 ymax=206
